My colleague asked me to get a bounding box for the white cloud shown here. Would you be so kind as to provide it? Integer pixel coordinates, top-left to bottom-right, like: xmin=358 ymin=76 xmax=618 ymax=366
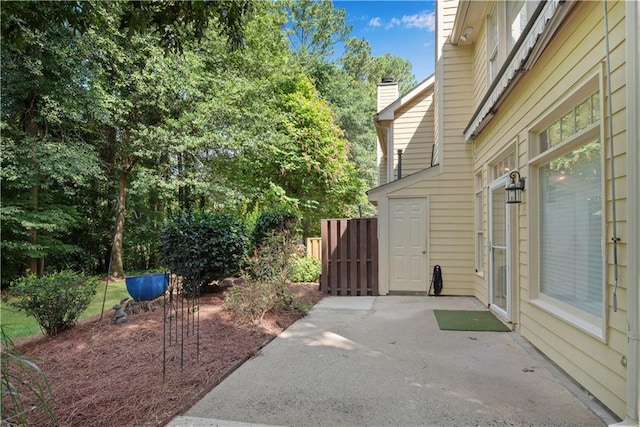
xmin=385 ymin=17 xmax=401 ymax=30
xmin=384 ymin=11 xmax=436 ymax=31
xmin=368 ymin=17 xmax=382 ymax=27
xmin=402 ymin=11 xmax=436 ymax=30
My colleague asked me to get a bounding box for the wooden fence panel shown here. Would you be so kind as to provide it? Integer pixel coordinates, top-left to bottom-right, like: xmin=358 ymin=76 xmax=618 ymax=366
xmin=320 ymin=218 xmax=378 ymax=296
xmin=306 ymin=238 xmax=321 ymax=259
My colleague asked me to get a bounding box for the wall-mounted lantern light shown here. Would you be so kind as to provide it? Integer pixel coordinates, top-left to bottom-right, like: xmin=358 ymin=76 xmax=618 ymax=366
xmin=506 ymin=171 xmax=526 ymax=204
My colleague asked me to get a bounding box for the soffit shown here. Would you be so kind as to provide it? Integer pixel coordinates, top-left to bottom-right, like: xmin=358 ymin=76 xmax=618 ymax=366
xmin=451 ymin=0 xmax=488 ymax=45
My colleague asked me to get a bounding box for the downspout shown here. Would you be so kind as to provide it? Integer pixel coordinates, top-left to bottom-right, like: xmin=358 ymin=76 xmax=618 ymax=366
xmin=374 ymin=118 xmax=390 ymax=187
xmin=387 ymin=125 xmax=394 ymax=183
xmin=610 ymin=0 xmax=639 ymax=425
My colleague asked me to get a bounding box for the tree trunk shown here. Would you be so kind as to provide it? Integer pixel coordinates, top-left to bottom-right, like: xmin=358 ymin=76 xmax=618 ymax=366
xmin=110 ymin=171 xmax=128 ymax=278
xmin=26 ymin=185 xmax=40 ymax=274
xmin=25 ymin=94 xmax=44 ymax=276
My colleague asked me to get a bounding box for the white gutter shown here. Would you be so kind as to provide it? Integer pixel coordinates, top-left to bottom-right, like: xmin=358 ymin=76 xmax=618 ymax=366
xmin=386 ymin=124 xmax=394 ymax=184
xmin=449 ymin=0 xmax=471 ymax=45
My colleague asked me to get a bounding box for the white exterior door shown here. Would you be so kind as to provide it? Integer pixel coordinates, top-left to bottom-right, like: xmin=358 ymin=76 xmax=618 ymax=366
xmin=389 ymin=198 xmax=428 ymax=293
xmin=489 ymin=178 xmax=510 ymax=319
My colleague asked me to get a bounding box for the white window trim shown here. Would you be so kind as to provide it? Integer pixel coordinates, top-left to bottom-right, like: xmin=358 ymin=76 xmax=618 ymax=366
xmin=527 ymin=73 xmax=607 ymax=341
xmin=475 ymin=170 xmax=485 ymax=277
xmin=487 ymin=4 xmax=501 ymax=85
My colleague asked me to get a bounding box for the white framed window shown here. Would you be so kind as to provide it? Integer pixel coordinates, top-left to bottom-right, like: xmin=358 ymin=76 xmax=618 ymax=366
xmin=529 ymin=83 xmax=605 ymax=338
xmin=487 ymin=1 xmax=542 ymax=85
xmin=491 ymin=150 xmax=516 ymax=181
xmin=507 ymin=1 xmax=527 ymax=51
xmin=487 ymin=5 xmax=499 ymax=83
xmin=475 ymin=171 xmax=484 ymax=275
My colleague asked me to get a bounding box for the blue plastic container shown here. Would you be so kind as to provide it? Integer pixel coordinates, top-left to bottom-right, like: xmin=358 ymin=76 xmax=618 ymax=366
xmin=125 ymin=273 xmax=169 ymax=301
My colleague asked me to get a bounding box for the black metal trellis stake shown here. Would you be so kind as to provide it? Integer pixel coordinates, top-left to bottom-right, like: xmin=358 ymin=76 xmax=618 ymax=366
xmin=174 ymin=285 xmax=178 ymax=345
xmin=180 ymin=287 xmax=185 ymax=370
xmin=186 ymin=288 xmax=191 ymax=338
xmin=168 ymin=284 xmax=173 ymax=346
xmin=196 ymin=290 xmax=200 ymax=362
xmin=163 ymin=276 xmax=167 ymax=383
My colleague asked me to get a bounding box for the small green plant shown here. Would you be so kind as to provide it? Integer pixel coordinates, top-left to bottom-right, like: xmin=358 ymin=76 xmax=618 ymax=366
xmin=9 ymin=271 xmax=97 ymax=336
xmin=289 ymin=256 xmax=321 ymax=283
xmin=1 ymin=327 xmax=57 ymax=426
xmin=290 ymin=301 xmax=312 ymax=315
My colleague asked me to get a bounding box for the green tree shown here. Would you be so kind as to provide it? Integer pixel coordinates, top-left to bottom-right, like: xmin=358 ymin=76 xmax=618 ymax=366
xmin=82 ymin=1 xmax=254 ymax=278
xmin=285 ymin=0 xmax=351 ymax=59
xmin=369 ymin=53 xmax=417 ymax=92
xmin=1 ymin=2 xmax=103 ymax=281
xmin=261 ymin=73 xmax=363 ymax=236
xmin=1 ymin=1 xmax=254 ymax=281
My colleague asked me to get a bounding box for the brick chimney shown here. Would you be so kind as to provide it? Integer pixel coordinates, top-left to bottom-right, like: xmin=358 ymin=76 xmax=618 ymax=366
xmin=377 ymin=76 xmax=399 ymax=112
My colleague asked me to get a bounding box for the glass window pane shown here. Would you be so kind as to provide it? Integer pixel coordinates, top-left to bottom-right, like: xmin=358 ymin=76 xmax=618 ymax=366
xmin=507 ymin=0 xmax=526 ymax=49
xmin=540 ymin=129 xmax=549 ymax=152
xmin=539 ymin=139 xmax=602 ymax=317
xmin=548 ymin=121 xmax=561 ymax=146
xmin=507 ymin=151 xmax=516 ymax=171
xmin=492 ymin=247 xmax=507 ymax=310
xmin=561 ymin=112 xmax=575 ymax=142
xmin=591 ymin=93 xmax=600 ymax=122
xmin=491 ymin=187 xmax=506 ymax=246
xmin=575 ymin=100 xmax=591 ymax=132
xmin=488 ymin=9 xmax=498 ymax=49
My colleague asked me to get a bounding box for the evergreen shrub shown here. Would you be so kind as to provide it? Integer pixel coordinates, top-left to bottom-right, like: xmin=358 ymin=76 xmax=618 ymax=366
xmin=161 ymin=211 xmax=248 ymax=295
xmin=251 ymin=210 xmax=299 ymax=250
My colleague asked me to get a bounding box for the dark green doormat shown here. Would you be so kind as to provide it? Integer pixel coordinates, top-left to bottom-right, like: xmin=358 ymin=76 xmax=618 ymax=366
xmin=433 ymin=310 xmax=511 ymax=332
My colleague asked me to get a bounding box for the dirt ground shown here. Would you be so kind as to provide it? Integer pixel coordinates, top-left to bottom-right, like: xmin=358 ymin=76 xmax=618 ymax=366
xmin=14 ymin=282 xmax=324 ymax=427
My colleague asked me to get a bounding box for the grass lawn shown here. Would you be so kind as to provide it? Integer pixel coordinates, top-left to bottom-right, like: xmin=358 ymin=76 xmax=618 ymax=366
xmin=1 ymin=279 xmax=130 ymax=340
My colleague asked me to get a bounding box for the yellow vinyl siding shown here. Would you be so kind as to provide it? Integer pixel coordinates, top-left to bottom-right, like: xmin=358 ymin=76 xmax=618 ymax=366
xmin=392 ymin=177 xmax=474 ymax=296
xmin=469 ymin=1 xmax=627 ymax=417
xmin=373 ymin=0 xmax=475 ymax=296
xmin=472 ymin=20 xmax=488 ymax=110
xmin=393 ymin=90 xmax=435 ymax=178
xmin=378 ymin=156 xmax=388 ymax=186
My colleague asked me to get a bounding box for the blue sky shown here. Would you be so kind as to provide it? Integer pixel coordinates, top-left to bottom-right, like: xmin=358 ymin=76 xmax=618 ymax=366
xmin=334 ymin=1 xmax=436 ymax=82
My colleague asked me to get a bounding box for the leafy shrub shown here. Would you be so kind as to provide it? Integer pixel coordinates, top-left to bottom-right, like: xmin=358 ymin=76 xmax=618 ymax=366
xmin=244 ymin=233 xmax=294 ymax=286
xmin=290 ymin=256 xmax=321 ymax=283
xmin=9 ymin=271 xmax=97 ymax=336
xmin=251 ymin=210 xmax=299 ymax=250
xmin=225 ymin=233 xmax=297 ymax=324
xmin=223 ymin=281 xmax=279 ymax=325
xmin=161 ymin=211 xmax=248 ymax=296
xmin=1 ymin=327 xmax=57 ymax=426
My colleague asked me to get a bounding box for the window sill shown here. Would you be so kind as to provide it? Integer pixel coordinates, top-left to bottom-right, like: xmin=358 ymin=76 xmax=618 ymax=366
xmin=530 ymin=297 xmax=606 ymax=342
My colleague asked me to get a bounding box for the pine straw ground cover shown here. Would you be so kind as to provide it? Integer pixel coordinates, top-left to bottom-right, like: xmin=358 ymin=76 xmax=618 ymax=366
xmin=13 ymin=282 xmax=324 ymax=427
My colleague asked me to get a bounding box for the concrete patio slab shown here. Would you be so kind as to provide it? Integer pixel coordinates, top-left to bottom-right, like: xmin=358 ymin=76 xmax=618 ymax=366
xmin=167 ymin=296 xmax=616 ymax=427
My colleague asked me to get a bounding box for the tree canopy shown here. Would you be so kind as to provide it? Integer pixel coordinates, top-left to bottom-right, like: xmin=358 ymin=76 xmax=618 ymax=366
xmin=1 ymin=0 xmax=416 ymax=284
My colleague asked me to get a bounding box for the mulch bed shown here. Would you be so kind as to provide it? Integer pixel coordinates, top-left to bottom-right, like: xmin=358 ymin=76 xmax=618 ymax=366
xmin=13 ymin=282 xmax=324 ymax=427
